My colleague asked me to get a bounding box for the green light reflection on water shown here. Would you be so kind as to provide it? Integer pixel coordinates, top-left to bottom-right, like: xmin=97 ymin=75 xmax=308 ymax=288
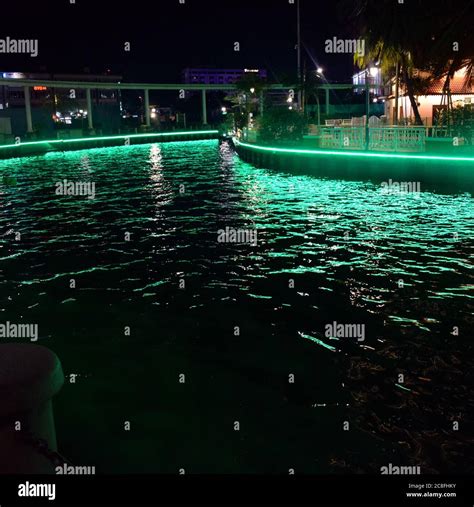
xmin=235 ymin=139 xmax=474 ymax=163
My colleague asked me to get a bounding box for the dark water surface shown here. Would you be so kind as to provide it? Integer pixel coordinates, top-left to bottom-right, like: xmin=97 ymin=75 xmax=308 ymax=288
xmin=0 ymin=140 xmax=473 ymax=473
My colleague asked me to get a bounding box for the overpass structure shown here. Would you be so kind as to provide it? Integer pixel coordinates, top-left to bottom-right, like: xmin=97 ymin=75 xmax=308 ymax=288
xmin=0 ymin=77 xmax=371 ymax=134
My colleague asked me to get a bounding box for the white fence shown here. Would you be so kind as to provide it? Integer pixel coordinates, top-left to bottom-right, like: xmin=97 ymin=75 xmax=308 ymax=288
xmin=369 ymin=127 xmax=425 ymax=152
xmin=320 ymin=126 xmax=366 ymax=150
xmin=320 ymin=126 xmax=426 ymax=152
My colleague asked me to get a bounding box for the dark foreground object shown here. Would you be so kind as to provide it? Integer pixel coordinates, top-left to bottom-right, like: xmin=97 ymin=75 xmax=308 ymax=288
xmin=0 ymin=344 xmax=64 ymax=473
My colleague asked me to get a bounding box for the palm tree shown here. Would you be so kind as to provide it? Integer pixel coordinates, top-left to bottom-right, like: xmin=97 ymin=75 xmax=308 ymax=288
xmin=350 ymin=0 xmax=431 ymax=125
xmin=225 ymin=75 xmax=266 ymax=131
xmin=425 ymin=1 xmax=474 ymax=131
xmin=349 ymin=0 xmax=474 ymax=127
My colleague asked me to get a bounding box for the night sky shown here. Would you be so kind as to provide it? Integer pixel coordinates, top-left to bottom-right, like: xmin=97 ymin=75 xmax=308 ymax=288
xmin=1 ymin=0 xmax=357 ymax=83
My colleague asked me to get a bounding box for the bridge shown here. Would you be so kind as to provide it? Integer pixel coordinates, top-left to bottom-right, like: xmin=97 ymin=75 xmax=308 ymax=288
xmin=0 ymin=77 xmax=375 ymax=137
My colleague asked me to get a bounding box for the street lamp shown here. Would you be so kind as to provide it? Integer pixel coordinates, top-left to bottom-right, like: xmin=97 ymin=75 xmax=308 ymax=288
xmin=365 ymin=68 xmax=371 ymax=150
xmin=297 ymin=0 xmax=302 ymax=111
xmin=314 ymin=69 xmax=324 ymax=127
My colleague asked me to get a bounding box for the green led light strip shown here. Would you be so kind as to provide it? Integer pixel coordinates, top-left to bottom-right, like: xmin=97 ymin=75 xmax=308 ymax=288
xmin=0 ymin=130 xmax=219 ymax=150
xmin=234 ymin=139 xmax=474 ymax=163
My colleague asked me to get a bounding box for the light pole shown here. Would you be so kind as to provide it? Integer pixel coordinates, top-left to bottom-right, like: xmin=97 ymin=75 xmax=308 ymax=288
xmin=316 ymin=93 xmax=321 ymax=127
xmin=394 ymin=60 xmax=400 ymax=125
xmin=297 ymin=0 xmax=302 ymax=111
xmin=365 ymin=69 xmax=371 ymax=150
xmin=249 ymin=88 xmax=255 ymax=130
xmin=315 ymin=69 xmax=323 ymax=128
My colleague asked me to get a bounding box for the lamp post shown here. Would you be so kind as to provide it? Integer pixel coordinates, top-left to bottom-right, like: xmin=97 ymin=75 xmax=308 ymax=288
xmin=316 ymin=93 xmax=321 ymax=127
xmin=365 ymin=69 xmax=371 ymax=150
xmin=297 ymin=0 xmax=302 ymax=111
xmin=394 ymin=60 xmax=400 ymax=125
xmin=315 ymin=69 xmax=323 ymax=128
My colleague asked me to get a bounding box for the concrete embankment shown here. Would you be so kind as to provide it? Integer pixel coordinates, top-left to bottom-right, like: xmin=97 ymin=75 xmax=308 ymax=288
xmin=232 ymin=139 xmax=474 ymax=193
xmin=0 ymin=130 xmax=220 ymax=160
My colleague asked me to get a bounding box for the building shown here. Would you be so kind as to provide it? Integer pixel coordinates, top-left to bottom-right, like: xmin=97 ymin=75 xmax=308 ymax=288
xmin=352 ymin=66 xmax=384 ymax=96
xmin=384 ymin=66 xmax=474 ymax=126
xmin=182 ymin=68 xmax=267 ymax=85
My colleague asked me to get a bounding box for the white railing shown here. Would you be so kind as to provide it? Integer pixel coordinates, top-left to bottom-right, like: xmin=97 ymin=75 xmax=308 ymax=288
xmin=369 ymin=127 xmax=425 ymax=152
xmin=320 ymin=126 xmax=366 ymax=150
xmin=320 ymin=126 xmax=426 ymax=152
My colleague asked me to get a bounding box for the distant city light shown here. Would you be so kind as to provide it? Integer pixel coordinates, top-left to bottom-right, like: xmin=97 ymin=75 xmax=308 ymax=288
xmin=2 ymin=72 xmax=25 ymax=79
xmin=317 ymin=67 xmax=324 ymax=74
